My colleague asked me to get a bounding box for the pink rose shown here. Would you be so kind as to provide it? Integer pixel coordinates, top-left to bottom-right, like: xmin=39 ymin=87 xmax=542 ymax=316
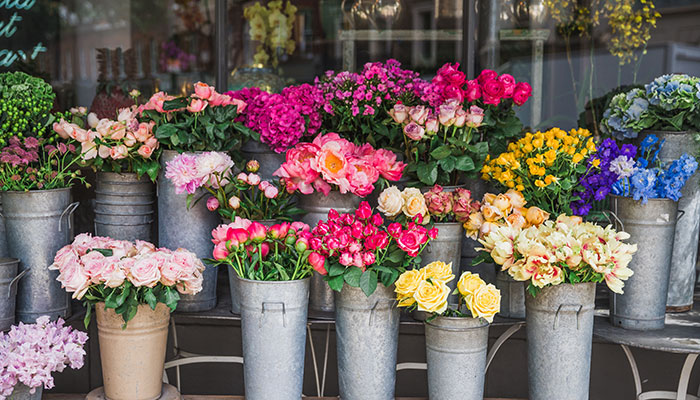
xmin=101 ymin=258 xmax=127 ymax=288
xmin=434 ymin=63 xmax=466 ymax=87
xmin=81 ymin=251 xmax=108 ymax=283
xmin=409 ymin=106 xmax=429 ymax=124
xmin=452 ymin=188 xmax=475 ymax=222
xmin=134 ymin=123 xmax=152 ymax=142
xmin=397 ymin=230 xmax=423 ymax=257
xmin=308 ymin=252 xmax=327 ymax=275
xmin=512 ymin=82 xmax=532 ymax=106
xmin=187 ymin=98 xmax=208 ymax=113
xmin=124 ymin=132 xmax=137 ymax=147
xmin=454 ymin=108 xmax=467 ymax=127
xmin=137 ymin=145 xmax=153 ymax=159
xmin=442 ymin=85 xmax=464 ymax=103
xmin=229 ymin=97 xmax=247 ymax=113
xmin=464 ymin=79 xmax=481 ymax=102
xmin=438 ymin=100 xmax=459 ymax=126
xmin=145 ymin=136 xmax=159 ymax=149
xmin=55 ymin=259 xmax=90 ymax=299
xmin=498 ymin=74 xmax=516 ymax=97
xmin=404 ymin=122 xmax=425 ymax=141
xmin=477 ymin=69 xmax=498 ymax=84
xmin=466 ymin=105 xmax=484 ymax=128
xmin=194 ymin=82 xmax=215 ymax=100
xmin=129 ymin=253 xmax=163 ymax=287
xmin=110 ymin=145 xmax=128 ymax=160
xmin=481 ymin=79 xmax=505 ymax=105
xmin=389 ymin=104 xmax=408 ymax=124
xmin=425 ymin=117 xmax=439 ymax=134
xmin=107 ymin=124 xmax=126 ymax=141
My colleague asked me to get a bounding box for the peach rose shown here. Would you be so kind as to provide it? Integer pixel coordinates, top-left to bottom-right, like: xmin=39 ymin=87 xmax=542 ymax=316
xmin=504 ymin=189 xmax=526 ymax=209
xmin=525 ymin=207 xmax=550 ymax=226
xmin=401 ymin=188 xmax=430 ymax=223
xmin=137 ymin=145 xmax=153 ymax=159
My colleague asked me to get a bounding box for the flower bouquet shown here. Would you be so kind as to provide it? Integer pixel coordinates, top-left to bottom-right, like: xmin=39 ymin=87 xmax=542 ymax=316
xmin=0 ymin=317 xmax=87 ymax=400
xmin=377 ymin=185 xmax=479 ymax=224
xmin=316 ymin=59 xmax=427 ymax=151
xmin=141 ymin=82 xmax=253 ymax=152
xmin=481 ymin=127 xmax=597 ymax=216
xmin=309 ymin=201 xmax=436 ymax=296
xmin=0 ymin=71 xmax=57 ymax=147
xmin=53 ymin=105 xmax=161 ymax=181
xmin=165 ymin=152 xmax=302 ymax=222
xmin=601 ymin=74 xmax=700 ymax=139
xmin=274 ymin=132 xmax=405 ymax=197
xmin=463 ymin=189 xmax=550 ymax=240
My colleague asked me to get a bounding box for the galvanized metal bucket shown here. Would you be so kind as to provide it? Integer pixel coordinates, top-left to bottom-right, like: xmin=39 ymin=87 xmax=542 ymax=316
xmin=638 ymin=131 xmax=700 ymax=311
xmin=6 ymin=384 xmax=42 ymax=400
xmin=1 ymin=189 xmax=77 ymax=323
xmin=425 ymin=316 xmax=489 ymax=400
xmin=94 ymin=172 xmax=155 ymax=242
xmin=299 ymin=191 xmax=361 ymax=314
xmin=159 ymin=150 xmax=221 ymax=312
xmin=420 ymin=222 xmax=463 ymax=304
xmin=609 ymin=195 xmax=678 ymax=330
xmin=0 ymin=258 xmax=26 ymax=332
xmin=526 ymin=282 xmax=596 ymax=400
xmin=335 ymin=283 xmax=399 ymax=400
xmin=241 ymin=140 xmax=286 ymax=182
xmin=0 ymin=198 xmax=7 ymax=258
xmin=239 ymin=277 xmax=310 ymax=400
xmin=496 ymin=270 xmax=526 ymax=319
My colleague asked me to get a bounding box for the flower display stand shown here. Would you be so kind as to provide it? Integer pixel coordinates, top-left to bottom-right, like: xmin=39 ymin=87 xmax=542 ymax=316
xmin=86 ymin=384 xmax=181 ymax=400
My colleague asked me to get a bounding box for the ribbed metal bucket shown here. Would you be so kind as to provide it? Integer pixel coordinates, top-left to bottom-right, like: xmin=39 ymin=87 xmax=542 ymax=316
xmin=610 ymin=195 xmax=678 ymax=330
xmin=425 ymin=316 xmax=489 ymax=400
xmin=299 ymin=191 xmax=361 ymax=314
xmin=239 ymin=277 xmax=310 ymax=400
xmin=95 ymin=172 xmax=155 ymax=242
xmin=526 ymin=282 xmax=596 ymax=400
xmin=0 ymin=198 xmax=7 ymax=258
xmin=1 ymin=189 xmax=77 ymax=323
xmin=6 ymin=384 xmax=43 ymax=400
xmin=241 ymin=140 xmax=286 ymax=182
xmin=335 ymin=283 xmax=399 ymax=400
xmin=420 ymin=222 xmax=463 ymax=304
xmin=159 ymin=150 xmax=221 ymax=312
xmin=0 ymin=258 xmax=25 ymax=332
xmin=638 ymin=131 xmax=700 ymax=311
xmin=496 ymin=270 xmax=526 ymax=319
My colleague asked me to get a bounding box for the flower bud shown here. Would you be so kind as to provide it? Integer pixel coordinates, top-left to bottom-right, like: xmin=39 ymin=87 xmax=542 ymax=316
xmin=246 ymin=160 xmax=260 ymax=173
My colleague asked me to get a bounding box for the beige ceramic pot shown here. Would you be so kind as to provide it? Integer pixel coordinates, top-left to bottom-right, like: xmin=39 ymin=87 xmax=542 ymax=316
xmin=96 ymin=302 xmax=170 ymax=400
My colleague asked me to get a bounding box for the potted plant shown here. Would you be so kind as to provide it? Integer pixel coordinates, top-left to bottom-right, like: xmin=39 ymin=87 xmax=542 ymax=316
xmin=141 ymin=82 xmax=251 ymax=312
xmin=601 ymin=74 xmax=700 ymax=311
xmin=309 ymin=201 xmax=435 ymax=400
xmin=49 ymin=234 xmax=205 ymax=400
xmin=274 ymin=132 xmax=406 ymax=311
xmin=377 ymin=184 xmax=479 ymax=304
xmin=210 ymin=219 xmax=314 ymax=399
xmin=53 ymin=98 xmax=160 ymax=242
xmin=0 ymin=317 xmax=87 ymax=400
xmin=0 ymin=72 xmax=86 ymax=323
xmin=597 ymin=136 xmax=697 ymax=330
xmin=395 ymin=262 xmax=500 ymax=400
xmin=479 ymin=215 xmax=637 ymax=400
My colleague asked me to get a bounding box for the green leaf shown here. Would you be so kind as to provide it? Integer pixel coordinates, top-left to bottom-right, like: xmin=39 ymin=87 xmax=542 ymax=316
xmin=430 ymin=145 xmax=452 ymax=160
xmin=83 ymin=303 xmax=93 ymax=330
xmin=417 ymin=162 xmax=438 ymax=185
xmin=144 ymin=289 xmax=157 ymax=310
xmin=328 ymin=262 xmax=346 ymax=277
xmin=343 ymin=266 xmax=362 ymax=286
xmin=454 ymin=155 xmax=475 ymax=171
xmin=471 ymin=251 xmax=493 ymax=266
xmin=327 ymin=274 xmax=345 ymax=291
xmin=164 ymin=287 xmax=180 ymax=311
xmin=438 ymin=156 xmax=456 ymax=173
xmin=559 ymin=179 xmax=573 ymax=190
xmin=163 ymin=97 xmax=188 ymax=111
xmin=87 ymin=248 xmax=113 ymax=257
xmin=359 ymin=270 xmax=378 ymax=297
xmin=386 ymin=249 xmax=404 ymax=264
xmin=155 ymin=124 xmax=178 ymax=139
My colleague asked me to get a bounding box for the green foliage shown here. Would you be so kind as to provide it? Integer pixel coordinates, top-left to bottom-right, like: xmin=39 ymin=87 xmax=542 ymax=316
xmin=0 ymin=71 xmax=57 ymax=146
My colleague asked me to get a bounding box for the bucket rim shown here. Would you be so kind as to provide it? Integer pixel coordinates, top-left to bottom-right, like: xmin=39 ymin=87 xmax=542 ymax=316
xmin=608 ymin=194 xmax=679 ymax=204
xmin=237 ymin=276 xmax=311 ymax=285
xmin=0 ymin=257 xmax=20 ymax=266
xmin=1 ymin=187 xmax=72 ymax=195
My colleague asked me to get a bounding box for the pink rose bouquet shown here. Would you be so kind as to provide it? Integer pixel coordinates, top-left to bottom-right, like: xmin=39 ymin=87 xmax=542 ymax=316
xmin=315 ymin=59 xmax=428 ymax=150
xmin=53 ymin=106 xmax=161 ymax=181
xmin=140 ymin=82 xmax=254 ymax=152
xmin=273 ymin=132 xmax=405 ymax=197
xmin=478 ymin=215 xmax=637 ymax=297
xmin=49 ymin=234 xmax=205 ymax=326
xmin=165 ymin=152 xmax=301 ymax=221
xmin=309 ymin=201 xmax=436 ymax=296
xmin=0 ymin=317 xmax=88 ymax=399
xmin=377 ymin=185 xmax=480 ymax=224
xmin=210 ymin=218 xmax=315 ymax=281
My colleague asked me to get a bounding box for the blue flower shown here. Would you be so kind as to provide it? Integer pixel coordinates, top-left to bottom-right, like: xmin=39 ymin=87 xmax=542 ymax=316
xmin=640 ymin=134 xmax=658 ymax=151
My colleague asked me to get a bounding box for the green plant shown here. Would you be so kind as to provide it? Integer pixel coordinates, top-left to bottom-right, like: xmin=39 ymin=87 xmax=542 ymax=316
xmin=0 ymin=71 xmax=56 ymax=146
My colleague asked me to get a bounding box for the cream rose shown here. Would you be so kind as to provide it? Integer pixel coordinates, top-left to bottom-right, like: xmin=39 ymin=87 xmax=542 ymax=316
xmin=401 ymin=188 xmax=430 ymax=223
xmin=468 ymin=283 xmax=501 ymax=322
xmin=413 ymin=280 xmax=450 ymax=314
xmin=377 ymin=186 xmax=404 ymax=217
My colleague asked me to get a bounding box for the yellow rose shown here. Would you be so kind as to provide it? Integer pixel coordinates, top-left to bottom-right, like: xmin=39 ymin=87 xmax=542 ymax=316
xmin=413 ymin=280 xmax=450 ymax=314
xmin=468 ymin=283 xmax=501 ymax=323
xmin=481 ymin=204 xmax=501 ymax=222
xmin=423 ymin=261 xmax=455 ymax=284
xmin=401 ymin=188 xmax=430 ymax=223
xmin=482 ymin=193 xmax=496 ymax=205
xmin=377 ymin=186 xmax=404 ymax=217
xmin=457 ymin=271 xmax=485 ymax=299
xmin=492 ymin=194 xmax=513 ymax=215
xmin=394 ymin=269 xmax=424 ymax=306
xmin=464 ymin=212 xmax=484 ymax=239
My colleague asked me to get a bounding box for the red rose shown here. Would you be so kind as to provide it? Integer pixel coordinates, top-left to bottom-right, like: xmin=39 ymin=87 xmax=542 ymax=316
xmin=477 ymin=69 xmax=498 ymax=84
xmin=442 ymin=85 xmax=464 ymax=103
xmin=397 ymin=230 xmax=422 ymax=257
xmin=435 ymin=63 xmax=466 ymax=87
xmin=498 ymin=74 xmax=516 ymax=98
xmin=512 ymin=82 xmax=532 ymax=106
xmin=481 ymin=79 xmax=505 ymax=106
xmin=464 ymin=79 xmax=481 ymax=102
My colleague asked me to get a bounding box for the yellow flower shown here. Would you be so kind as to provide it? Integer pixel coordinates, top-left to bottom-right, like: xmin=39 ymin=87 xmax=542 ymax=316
xmin=423 ymin=261 xmax=455 ymax=284
xmin=544 ymin=149 xmax=557 ymax=166
xmin=457 ymin=271 xmax=486 ymax=299
xmin=468 ymin=283 xmax=501 ymax=322
xmin=535 ymin=179 xmax=546 ymax=188
xmin=394 ymin=269 xmax=425 ymax=306
xmin=592 ymin=158 xmax=601 ymax=167
xmin=414 ymin=280 xmax=450 ymax=314
xmin=572 ymin=153 xmax=584 ymax=164
xmin=544 ymin=175 xmax=558 ymax=185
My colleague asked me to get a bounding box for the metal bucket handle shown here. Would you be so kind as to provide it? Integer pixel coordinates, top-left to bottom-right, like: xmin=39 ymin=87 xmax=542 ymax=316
xmin=369 ymin=298 xmax=396 ymax=327
xmin=677 ymin=209 xmax=686 ymax=221
xmin=603 ymin=210 xmax=625 ymax=232
xmin=262 ymin=301 xmax=286 ymax=328
xmin=7 ymin=269 xmax=28 ymax=299
xmin=58 ymin=202 xmax=80 ymax=232
xmin=553 ymin=303 xmax=583 ymax=330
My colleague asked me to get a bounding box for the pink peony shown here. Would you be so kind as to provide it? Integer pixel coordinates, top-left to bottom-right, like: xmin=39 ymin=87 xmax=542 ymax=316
xmin=273 ymin=143 xmax=321 ymax=194
xmin=165 ymin=153 xmax=204 ymax=194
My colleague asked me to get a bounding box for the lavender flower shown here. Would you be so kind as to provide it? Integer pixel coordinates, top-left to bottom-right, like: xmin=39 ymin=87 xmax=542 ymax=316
xmin=609 ymin=155 xmax=636 ymax=178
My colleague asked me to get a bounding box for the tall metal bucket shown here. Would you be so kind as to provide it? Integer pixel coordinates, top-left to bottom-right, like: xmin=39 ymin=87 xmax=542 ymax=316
xmin=299 ymin=191 xmax=361 ymax=314
xmin=0 ymin=198 xmax=7 ymax=258
xmin=425 ymin=316 xmax=489 ymax=400
xmin=526 ymin=282 xmax=596 ymax=400
xmin=638 ymin=131 xmax=700 ymax=311
xmin=1 ymin=189 xmax=77 ymax=323
xmin=241 ymin=140 xmax=286 ymax=182
xmin=239 ymin=277 xmax=310 ymax=400
xmin=6 ymin=384 xmax=42 ymax=400
xmin=159 ymin=150 xmax=221 ymax=312
xmin=335 ymin=283 xmax=399 ymax=400
xmin=496 ymin=270 xmax=526 ymax=319
xmin=0 ymin=258 xmax=25 ymax=332
xmin=94 ymin=172 xmax=155 ymax=242
xmin=609 ymin=195 xmax=678 ymax=330
xmin=420 ymin=222 xmax=463 ymax=304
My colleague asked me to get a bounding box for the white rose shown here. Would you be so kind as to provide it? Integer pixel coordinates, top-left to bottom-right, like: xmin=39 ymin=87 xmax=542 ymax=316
xmin=377 ymin=186 xmax=404 ymax=217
